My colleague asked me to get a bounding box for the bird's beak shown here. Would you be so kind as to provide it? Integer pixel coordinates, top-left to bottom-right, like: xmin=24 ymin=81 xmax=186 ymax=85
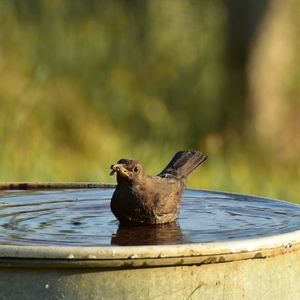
xmin=110 ymin=164 xmax=129 ymax=177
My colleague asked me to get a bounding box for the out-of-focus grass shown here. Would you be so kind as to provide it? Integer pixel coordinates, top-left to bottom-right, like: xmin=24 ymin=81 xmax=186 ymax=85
xmin=189 ymin=149 xmax=300 ymax=205
xmin=1 ymin=118 xmax=300 ymax=205
xmin=0 ymin=0 xmax=299 ymax=206
xmin=2 ymin=72 xmax=298 ymax=204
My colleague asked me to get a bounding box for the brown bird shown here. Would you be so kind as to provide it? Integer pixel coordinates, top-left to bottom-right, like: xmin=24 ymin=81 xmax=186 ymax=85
xmin=110 ymin=150 xmax=207 ymax=225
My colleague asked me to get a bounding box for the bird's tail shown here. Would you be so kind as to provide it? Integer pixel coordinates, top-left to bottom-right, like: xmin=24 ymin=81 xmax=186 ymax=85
xmin=158 ymin=150 xmax=207 ymax=182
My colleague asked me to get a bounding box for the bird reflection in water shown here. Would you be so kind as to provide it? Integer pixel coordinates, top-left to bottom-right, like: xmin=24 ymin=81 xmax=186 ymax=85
xmin=111 ymin=222 xmax=183 ymax=246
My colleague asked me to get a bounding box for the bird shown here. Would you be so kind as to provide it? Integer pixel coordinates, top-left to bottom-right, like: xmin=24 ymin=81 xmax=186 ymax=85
xmin=110 ymin=150 xmax=208 ymax=225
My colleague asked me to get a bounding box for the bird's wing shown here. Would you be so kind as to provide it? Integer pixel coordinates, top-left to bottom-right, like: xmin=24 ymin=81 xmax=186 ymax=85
xmin=149 ymin=175 xmax=184 ymax=215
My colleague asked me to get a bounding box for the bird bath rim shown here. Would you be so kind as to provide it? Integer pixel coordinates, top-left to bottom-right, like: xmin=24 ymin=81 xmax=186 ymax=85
xmin=1 ymin=182 xmax=299 ymax=300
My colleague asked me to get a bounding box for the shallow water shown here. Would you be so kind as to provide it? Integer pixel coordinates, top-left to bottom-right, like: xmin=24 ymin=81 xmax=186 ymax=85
xmin=0 ymin=188 xmax=299 ymax=246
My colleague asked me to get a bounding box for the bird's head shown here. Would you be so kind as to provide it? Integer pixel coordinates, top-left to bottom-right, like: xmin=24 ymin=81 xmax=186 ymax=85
xmin=110 ymin=159 xmax=144 ymax=183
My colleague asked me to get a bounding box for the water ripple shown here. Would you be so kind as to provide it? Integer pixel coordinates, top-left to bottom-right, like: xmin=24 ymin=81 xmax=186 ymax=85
xmin=0 ymin=188 xmax=299 ymax=246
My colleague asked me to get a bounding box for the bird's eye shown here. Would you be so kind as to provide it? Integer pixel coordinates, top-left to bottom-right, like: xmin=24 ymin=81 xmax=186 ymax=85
xmin=133 ymin=166 xmax=139 ymax=172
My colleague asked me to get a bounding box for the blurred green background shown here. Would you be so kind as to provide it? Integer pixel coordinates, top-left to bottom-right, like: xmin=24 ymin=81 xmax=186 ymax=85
xmin=0 ymin=0 xmax=299 ymax=202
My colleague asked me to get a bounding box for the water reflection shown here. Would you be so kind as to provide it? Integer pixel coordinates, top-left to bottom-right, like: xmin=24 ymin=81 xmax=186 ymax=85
xmin=111 ymin=222 xmax=182 ymax=246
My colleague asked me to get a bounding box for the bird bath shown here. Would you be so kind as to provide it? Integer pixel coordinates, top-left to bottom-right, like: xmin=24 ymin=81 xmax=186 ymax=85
xmin=1 ymin=182 xmax=300 ymax=299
